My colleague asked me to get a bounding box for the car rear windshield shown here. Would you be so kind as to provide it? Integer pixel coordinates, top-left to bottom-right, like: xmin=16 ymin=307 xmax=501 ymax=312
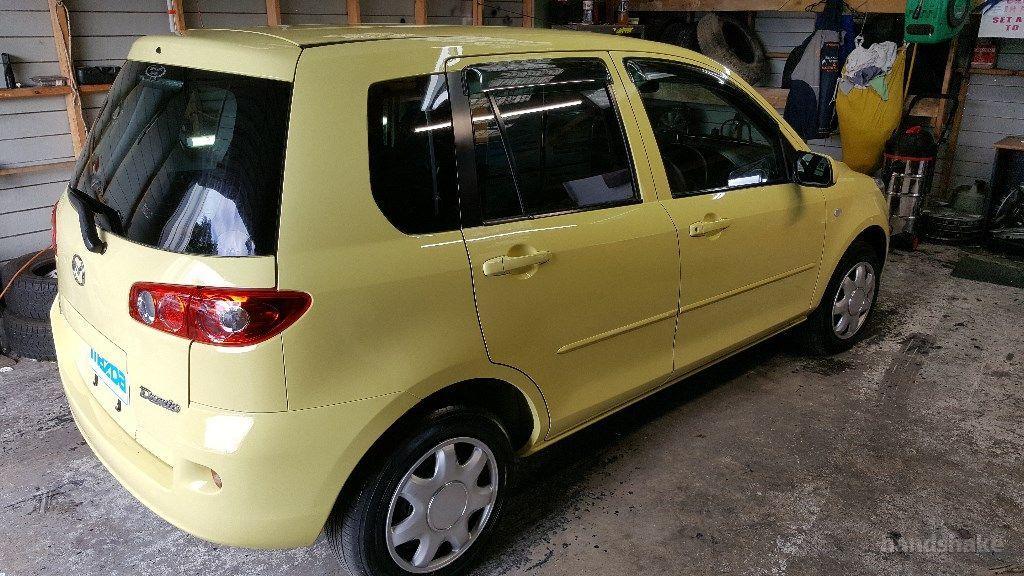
xmin=72 ymin=61 xmax=292 ymax=257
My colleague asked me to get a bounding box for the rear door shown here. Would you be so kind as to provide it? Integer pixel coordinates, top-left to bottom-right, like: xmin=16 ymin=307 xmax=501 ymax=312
xmin=447 ymin=54 xmax=679 ymax=437
xmin=54 ymin=59 xmax=291 ymax=459
xmin=614 ymin=54 xmax=827 ymax=374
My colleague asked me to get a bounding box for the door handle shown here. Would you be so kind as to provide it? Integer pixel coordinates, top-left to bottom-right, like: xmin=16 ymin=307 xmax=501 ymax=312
xmin=482 ymin=251 xmax=552 ymax=276
xmin=689 ymin=217 xmax=732 ymax=237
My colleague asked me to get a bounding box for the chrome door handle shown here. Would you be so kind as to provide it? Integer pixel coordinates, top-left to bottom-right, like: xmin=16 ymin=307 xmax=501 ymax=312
xmin=482 ymin=251 xmax=552 ymax=276
xmin=689 ymin=217 xmax=732 ymax=237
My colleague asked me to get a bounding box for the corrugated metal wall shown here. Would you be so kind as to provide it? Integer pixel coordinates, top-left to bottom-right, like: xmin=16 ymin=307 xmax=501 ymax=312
xmin=0 ymin=0 xmax=526 ymax=265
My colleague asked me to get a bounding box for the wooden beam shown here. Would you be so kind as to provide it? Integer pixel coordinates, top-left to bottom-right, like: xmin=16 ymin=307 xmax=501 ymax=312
xmin=0 ymin=160 xmax=76 ymax=177
xmin=523 ymin=0 xmax=534 ymax=27
xmin=0 ymin=83 xmax=110 ymax=100
xmin=347 ymin=0 xmax=361 ymax=24
xmin=472 ymin=0 xmax=483 ymax=25
xmin=48 ymin=0 xmax=87 ymax=155
xmin=632 ymin=0 xmax=906 ymax=12
xmin=755 ymin=87 xmax=788 ymax=109
xmin=168 ymin=0 xmax=186 ymax=34
xmin=266 ymin=0 xmax=282 ymax=26
xmin=414 ymin=0 xmax=427 ymax=24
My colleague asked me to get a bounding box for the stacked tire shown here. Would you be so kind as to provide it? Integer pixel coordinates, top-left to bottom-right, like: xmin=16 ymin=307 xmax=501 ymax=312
xmin=1 ymin=249 xmax=58 ymax=361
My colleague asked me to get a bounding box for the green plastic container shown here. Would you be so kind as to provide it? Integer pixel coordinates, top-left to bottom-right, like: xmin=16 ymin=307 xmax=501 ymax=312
xmin=904 ymin=0 xmax=970 ymax=43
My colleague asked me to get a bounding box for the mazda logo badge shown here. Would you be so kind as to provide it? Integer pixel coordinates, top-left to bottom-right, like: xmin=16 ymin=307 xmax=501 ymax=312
xmin=71 ymin=254 xmax=85 ymax=286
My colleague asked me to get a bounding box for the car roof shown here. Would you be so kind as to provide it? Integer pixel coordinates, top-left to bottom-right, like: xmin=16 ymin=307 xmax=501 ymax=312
xmin=182 ymin=24 xmax=668 ymax=53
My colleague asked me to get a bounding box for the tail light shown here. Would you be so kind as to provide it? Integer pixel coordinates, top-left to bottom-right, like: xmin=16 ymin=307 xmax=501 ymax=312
xmin=129 ymin=283 xmax=311 ymax=346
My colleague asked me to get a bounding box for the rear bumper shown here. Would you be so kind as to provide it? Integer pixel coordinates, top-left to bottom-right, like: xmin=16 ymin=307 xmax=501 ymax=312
xmin=51 ymin=298 xmax=396 ymax=549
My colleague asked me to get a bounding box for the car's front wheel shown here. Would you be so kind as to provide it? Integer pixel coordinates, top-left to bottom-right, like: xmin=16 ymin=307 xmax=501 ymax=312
xmin=327 ymin=406 xmax=512 ymax=576
xmin=804 ymin=240 xmax=883 ymax=354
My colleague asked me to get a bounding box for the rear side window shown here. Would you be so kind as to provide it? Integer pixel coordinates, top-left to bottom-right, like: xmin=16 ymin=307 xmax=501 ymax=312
xmin=73 ymin=61 xmax=291 ymax=257
xmin=367 ymin=75 xmax=460 ymax=234
xmin=465 ymin=58 xmax=638 ymax=221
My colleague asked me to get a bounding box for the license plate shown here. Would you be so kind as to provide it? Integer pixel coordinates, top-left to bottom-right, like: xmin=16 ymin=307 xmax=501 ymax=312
xmin=88 ymin=348 xmax=129 ymax=405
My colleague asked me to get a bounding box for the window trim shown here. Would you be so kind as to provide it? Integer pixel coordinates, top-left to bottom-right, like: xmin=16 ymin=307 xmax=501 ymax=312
xmin=449 ymin=57 xmax=643 ymax=228
xmin=624 ymin=57 xmax=798 ymax=200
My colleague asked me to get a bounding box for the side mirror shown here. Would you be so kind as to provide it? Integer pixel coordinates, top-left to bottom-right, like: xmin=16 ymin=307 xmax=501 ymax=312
xmin=793 ymin=152 xmax=834 ymax=188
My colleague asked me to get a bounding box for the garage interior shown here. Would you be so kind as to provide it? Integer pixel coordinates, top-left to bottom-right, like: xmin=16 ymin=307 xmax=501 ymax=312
xmin=1 ymin=1 xmax=1023 ymax=575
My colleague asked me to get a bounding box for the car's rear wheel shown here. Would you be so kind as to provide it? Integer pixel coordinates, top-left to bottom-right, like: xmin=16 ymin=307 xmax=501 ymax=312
xmin=327 ymin=406 xmax=512 ymax=576
xmin=804 ymin=240 xmax=882 ymax=354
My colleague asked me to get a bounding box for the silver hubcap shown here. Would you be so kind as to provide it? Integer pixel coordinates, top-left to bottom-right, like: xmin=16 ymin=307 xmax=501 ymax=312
xmin=386 ymin=437 xmax=498 ymax=573
xmin=832 ymin=261 xmax=876 ymax=339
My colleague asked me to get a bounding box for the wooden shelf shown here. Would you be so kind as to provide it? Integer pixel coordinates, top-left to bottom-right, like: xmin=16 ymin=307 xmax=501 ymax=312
xmin=971 ymin=68 xmax=1024 ymax=77
xmin=0 ymin=83 xmax=111 ymax=100
xmin=0 ymin=160 xmax=76 ymax=177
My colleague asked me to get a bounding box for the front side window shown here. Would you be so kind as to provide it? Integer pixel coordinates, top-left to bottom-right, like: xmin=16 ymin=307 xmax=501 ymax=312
xmin=625 ymin=59 xmax=788 ymax=198
xmin=466 ymin=58 xmax=638 ymax=221
xmin=73 ymin=61 xmax=291 ymax=256
xmin=367 ymin=74 xmax=460 ymax=234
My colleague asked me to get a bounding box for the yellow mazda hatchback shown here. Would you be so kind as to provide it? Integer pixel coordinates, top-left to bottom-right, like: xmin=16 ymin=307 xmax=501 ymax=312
xmin=51 ymin=25 xmax=888 ymax=576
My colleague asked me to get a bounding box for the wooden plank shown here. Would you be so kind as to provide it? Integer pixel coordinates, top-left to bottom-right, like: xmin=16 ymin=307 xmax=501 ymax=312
xmin=348 ymin=0 xmax=361 ymax=23
xmin=414 ymin=0 xmax=427 ymax=23
xmin=0 ymin=85 xmax=71 ymax=100
xmin=971 ymin=68 xmax=1024 ymax=77
xmin=632 ymin=0 xmax=905 ymax=11
xmin=472 ymin=0 xmax=483 ymax=25
xmin=169 ymin=0 xmax=187 ymax=34
xmin=755 ymin=87 xmax=788 ymax=109
xmin=523 ymin=0 xmax=534 ymax=27
xmin=0 ymin=160 xmax=77 ymax=177
xmin=267 ymin=0 xmax=283 ymax=25
xmin=994 ymin=135 xmax=1024 ymax=152
xmin=48 ymin=0 xmax=87 ymax=156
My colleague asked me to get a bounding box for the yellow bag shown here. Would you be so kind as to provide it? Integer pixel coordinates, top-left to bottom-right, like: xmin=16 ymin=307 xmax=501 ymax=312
xmin=836 ymin=48 xmax=906 ymax=174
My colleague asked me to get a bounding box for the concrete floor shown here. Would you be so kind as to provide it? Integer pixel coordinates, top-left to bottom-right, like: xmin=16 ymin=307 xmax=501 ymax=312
xmin=2 ymin=243 xmax=1023 ymax=576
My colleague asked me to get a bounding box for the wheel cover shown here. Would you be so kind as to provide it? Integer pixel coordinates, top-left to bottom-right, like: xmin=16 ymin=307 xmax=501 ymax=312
xmin=385 ymin=437 xmax=499 ymax=573
xmin=832 ymin=261 xmax=876 ymax=340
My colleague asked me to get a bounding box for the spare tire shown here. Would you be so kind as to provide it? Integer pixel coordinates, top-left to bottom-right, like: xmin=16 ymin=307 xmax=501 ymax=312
xmin=696 ymin=14 xmax=771 ymax=87
xmin=1 ymin=249 xmax=58 ymax=321
xmin=659 ymin=20 xmax=699 ymax=51
xmin=2 ymin=310 xmax=56 ymax=361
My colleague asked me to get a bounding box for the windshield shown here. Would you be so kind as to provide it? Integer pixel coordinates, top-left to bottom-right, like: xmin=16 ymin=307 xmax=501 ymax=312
xmin=72 ymin=61 xmax=292 ymax=257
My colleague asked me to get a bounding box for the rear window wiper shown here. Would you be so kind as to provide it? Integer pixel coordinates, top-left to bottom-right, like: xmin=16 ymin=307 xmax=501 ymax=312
xmin=67 ymin=187 xmax=123 ymax=254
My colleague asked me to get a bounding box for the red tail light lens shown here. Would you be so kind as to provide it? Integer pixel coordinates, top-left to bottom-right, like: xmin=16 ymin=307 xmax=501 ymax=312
xmin=129 ymin=283 xmax=311 ymax=346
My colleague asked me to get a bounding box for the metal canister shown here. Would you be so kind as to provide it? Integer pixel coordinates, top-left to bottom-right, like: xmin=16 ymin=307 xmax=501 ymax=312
xmin=884 ymin=154 xmax=933 ymax=237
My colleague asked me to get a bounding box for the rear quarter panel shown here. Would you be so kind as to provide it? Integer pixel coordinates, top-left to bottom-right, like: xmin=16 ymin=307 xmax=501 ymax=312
xmin=275 ymin=42 xmax=548 ymax=440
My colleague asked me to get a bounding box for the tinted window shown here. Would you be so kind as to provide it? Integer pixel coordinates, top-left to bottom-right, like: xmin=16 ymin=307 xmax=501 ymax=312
xmin=466 ymin=59 xmax=637 ymax=221
xmin=368 ymin=75 xmax=460 ymax=234
xmin=73 ymin=61 xmax=291 ymax=256
xmin=625 ymin=59 xmax=788 ymax=197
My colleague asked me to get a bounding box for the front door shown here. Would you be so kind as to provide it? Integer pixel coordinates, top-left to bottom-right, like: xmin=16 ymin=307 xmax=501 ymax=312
xmin=448 ymin=54 xmax=679 ymax=437
xmin=616 ymin=55 xmax=827 ymax=374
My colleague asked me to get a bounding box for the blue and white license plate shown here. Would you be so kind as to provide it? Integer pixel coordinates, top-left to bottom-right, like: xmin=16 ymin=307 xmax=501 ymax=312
xmin=88 ymin=348 xmax=129 ymax=405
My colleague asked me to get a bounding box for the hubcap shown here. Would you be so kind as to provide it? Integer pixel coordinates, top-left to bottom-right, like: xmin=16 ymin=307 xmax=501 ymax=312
xmin=832 ymin=261 xmax=876 ymax=340
xmin=386 ymin=437 xmax=498 ymax=573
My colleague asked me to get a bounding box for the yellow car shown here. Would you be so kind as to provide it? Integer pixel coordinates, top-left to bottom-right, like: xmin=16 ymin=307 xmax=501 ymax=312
xmin=50 ymin=25 xmax=888 ymax=576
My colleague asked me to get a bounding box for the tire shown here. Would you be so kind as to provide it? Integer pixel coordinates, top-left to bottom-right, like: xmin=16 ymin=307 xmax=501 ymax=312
xmin=326 ymin=406 xmax=513 ymax=576
xmin=804 ymin=241 xmax=883 ymax=355
xmin=696 ymin=14 xmax=771 ymax=87
xmin=659 ymin=20 xmax=698 ymax=51
xmin=1 ymin=249 xmax=58 ymax=321
xmin=2 ymin=310 xmax=56 ymax=361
